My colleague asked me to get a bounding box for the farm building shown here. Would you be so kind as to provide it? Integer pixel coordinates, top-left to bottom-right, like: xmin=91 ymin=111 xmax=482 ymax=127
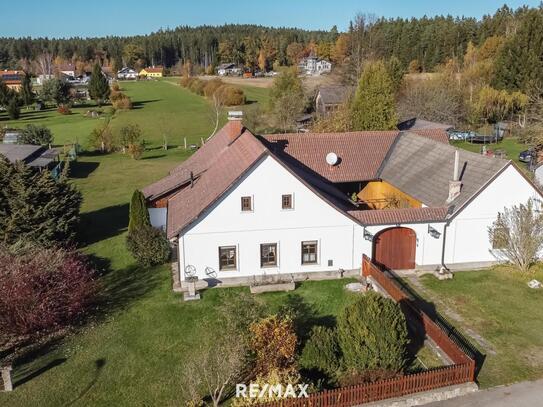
xmin=143 ymin=118 xmax=541 ymax=286
xmin=139 ymin=66 xmax=164 ymax=78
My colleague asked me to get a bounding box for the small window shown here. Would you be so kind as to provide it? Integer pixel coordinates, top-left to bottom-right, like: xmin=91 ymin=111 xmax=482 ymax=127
xmin=260 ymin=243 xmax=278 ymax=267
xmin=282 ymin=194 xmax=293 ymax=210
xmin=241 ymin=196 xmax=252 ymax=211
xmin=301 ymin=241 xmax=318 ymax=265
xmin=219 ymin=246 xmax=237 ymax=270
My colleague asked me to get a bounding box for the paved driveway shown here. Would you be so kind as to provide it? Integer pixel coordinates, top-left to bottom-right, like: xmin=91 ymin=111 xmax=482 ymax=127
xmin=428 ymin=379 xmax=543 ymax=406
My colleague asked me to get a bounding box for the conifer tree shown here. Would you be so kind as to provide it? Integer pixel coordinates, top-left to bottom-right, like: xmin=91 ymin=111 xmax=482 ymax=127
xmin=20 ymin=72 xmax=34 ymax=107
xmin=0 ymin=159 xmax=82 ymax=246
xmin=351 ymin=60 xmax=397 ymax=131
xmin=88 ymin=62 xmax=110 ymax=105
xmin=128 ymin=190 xmax=151 ymax=234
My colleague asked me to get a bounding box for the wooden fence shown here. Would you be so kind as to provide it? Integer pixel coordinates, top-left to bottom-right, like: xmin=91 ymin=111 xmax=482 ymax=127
xmin=259 ymin=256 xmax=475 ymax=407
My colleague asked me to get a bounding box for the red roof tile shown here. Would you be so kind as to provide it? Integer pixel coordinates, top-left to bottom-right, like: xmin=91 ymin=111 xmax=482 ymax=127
xmin=261 ymin=131 xmax=399 ymax=182
xmin=166 ymin=129 xmax=267 ymax=238
xmin=408 ymin=129 xmax=449 ymax=144
xmin=348 ymin=207 xmax=449 ymax=225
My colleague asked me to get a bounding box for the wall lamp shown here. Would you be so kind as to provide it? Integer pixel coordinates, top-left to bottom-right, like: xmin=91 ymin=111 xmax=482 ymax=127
xmin=363 ymin=228 xmax=374 ymax=241
xmin=428 ymin=225 xmax=441 ymax=239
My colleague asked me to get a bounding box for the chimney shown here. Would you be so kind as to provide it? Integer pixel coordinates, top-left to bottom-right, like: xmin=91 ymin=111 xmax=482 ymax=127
xmin=447 ymin=150 xmax=462 ymax=203
xmin=226 ymin=111 xmax=244 ymax=143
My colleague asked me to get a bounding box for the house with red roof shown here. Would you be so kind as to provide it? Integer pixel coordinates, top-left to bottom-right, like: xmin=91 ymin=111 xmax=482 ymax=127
xmin=143 ymin=115 xmax=541 ymax=287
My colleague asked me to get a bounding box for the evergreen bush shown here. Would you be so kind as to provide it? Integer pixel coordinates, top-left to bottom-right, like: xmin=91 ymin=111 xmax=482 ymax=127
xmin=126 ymin=225 xmax=171 ymax=267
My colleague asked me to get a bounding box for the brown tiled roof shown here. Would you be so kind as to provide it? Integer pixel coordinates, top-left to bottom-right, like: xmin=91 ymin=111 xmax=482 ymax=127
xmin=166 ymin=129 xmax=267 ymax=238
xmin=408 ymin=129 xmax=449 ymax=144
xmin=261 ymin=131 xmax=399 ymax=182
xmin=142 ymin=121 xmax=243 ymax=200
xmin=143 ymin=67 xmax=163 ymax=73
xmin=349 ymin=207 xmax=449 ymax=225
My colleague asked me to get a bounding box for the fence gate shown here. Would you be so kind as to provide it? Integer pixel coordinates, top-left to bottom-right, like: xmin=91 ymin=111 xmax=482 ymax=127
xmin=373 ymin=227 xmax=416 ymax=270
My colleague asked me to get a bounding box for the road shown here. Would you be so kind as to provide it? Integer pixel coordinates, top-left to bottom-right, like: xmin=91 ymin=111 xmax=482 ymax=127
xmin=427 ymin=379 xmax=543 ymax=406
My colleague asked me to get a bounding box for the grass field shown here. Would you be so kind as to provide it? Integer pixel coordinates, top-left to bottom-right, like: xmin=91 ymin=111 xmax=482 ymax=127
xmin=0 ymin=80 xmax=220 ymax=148
xmin=416 ymin=266 xmax=543 ymax=388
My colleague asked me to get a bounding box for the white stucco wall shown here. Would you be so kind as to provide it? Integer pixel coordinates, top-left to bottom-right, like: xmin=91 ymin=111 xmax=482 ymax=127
xmin=178 ymin=156 xmax=365 ymax=281
xmin=444 ymin=165 xmax=540 ymax=265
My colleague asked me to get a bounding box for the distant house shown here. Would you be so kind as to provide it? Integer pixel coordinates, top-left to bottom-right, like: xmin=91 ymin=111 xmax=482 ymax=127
xmin=37 ymin=74 xmax=55 ymax=85
xmin=298 ymin=57 xmax=332 ymax=76
xmin=0 ymin=70 xmax=23 ymax=91
xmin=117 ymin=67 xmax=138 ymax=80
xmin=397 ymin=118 xmax=454 ymax=132
xmin=315 ymin=85 xmax=354 ymax=115
xmin=0 ymin=144 xmax=59 ymax=171
xmin=140 ymin=66 xmax=164 ymax=78
xmin=217 ymin=63 xmax=241 ymax=76
xmin=59 ymin=63 xmax=76 ymax=78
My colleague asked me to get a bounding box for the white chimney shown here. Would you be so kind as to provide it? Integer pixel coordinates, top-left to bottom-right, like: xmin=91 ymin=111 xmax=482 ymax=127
xmin=228 ymin=111 xmax=243 ymax=121
xmin=447 ymin=150 xmax=462 ymax=203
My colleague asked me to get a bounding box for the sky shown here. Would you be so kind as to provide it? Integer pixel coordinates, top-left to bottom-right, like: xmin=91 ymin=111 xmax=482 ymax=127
xmin=0 ymin=0 xmax=540 ymax=38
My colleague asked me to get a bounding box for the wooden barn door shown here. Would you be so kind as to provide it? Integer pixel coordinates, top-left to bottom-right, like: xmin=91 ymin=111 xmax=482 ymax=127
xmin=373 ymin=227 xmax=416 ymax=270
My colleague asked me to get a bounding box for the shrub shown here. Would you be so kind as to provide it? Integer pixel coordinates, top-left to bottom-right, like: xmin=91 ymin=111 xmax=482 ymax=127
xmin=19 ymin=124 xmax=54 ymax=145
xmin=127 ymin=142 xmax=145 ymax=159
xmin=179 ymin=76 xmax=195 ymax=88
xmin=188 ymin=78 xmax=205 ymax=95
xmin=126 ymin=225 xmax=171 ymax=267
xmin=0 ymin=244 xmax=96 ymax=340
xmin=88 ymin=123 xmax=115 ymax=153
xmin=7 ymin=97 xmax=20 ymax=119
xmin=300 ymin=326 xmax=340 ymax=378
xmin=111 ymin=82 xmax=121 ymax=92
xmin=57 ymin=104 xmax=71 ymax=115
xmin=337 ymin=292 xmax=409 ymax=378
xmin=203 ymin=78 xmax=224 ymax=97
xmin=112 ymin=94 xmax=132 ymax=110
xmin=250 ymin=314 xmax=298 ymax=376
xmin=216 ymin=85 xmax=246 ymax=106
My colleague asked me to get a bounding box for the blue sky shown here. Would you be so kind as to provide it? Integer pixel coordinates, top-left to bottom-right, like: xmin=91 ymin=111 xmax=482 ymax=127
xmin=1 ymin=0 xmax=539 ymax=38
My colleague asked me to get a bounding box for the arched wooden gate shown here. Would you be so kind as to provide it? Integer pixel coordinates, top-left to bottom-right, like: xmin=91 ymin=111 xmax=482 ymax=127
xmin=373 ymin=227 xmax=416 ymax=270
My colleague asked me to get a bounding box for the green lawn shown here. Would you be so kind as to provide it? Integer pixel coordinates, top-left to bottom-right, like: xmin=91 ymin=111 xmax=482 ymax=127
xmin=416 ymin=266 xmax=543 ymax=388
xmin=452 ymin=137 xmax=529 ymax=165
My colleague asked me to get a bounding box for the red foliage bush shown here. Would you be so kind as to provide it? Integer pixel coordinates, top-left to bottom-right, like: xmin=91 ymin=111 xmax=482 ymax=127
xmin=57 ymin=104 xmax=72 ymax=115
xmin=0 ymin=245 xmax=97 ymax=339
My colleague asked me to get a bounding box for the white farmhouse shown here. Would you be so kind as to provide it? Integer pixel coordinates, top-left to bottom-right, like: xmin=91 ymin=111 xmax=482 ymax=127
xmin=298 ymin=56 xmax=332 ymax=75
xmin=143 ymin=118 xmax=541 ymax=286
xmin=117 ymin=67 xmax=138 ymax=80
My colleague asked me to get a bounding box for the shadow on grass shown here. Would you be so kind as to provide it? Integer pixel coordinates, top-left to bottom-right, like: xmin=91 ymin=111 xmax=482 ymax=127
xmin=63 ymin=359 xmax=106 ymax=407
xmin=141 ymin=154 xmax=166 ymax=160
xmin=132 ymin=99 xmax=161 ymax=110
xmin=78 ymin=204 xmax=128 ymax=245
xmin=69 ymin=161 xmax=100 ymax=178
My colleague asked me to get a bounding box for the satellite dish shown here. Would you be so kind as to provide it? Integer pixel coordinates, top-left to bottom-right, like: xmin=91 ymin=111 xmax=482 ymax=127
xmin=184 ymin=265 xmax=196 ymax=278
xmin=326 ymin=152 xmax=338 ymax=166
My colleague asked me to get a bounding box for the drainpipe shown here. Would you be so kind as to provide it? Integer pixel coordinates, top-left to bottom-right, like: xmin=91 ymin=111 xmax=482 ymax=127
xmin=440 ymin=219 xmax=450 ymax=271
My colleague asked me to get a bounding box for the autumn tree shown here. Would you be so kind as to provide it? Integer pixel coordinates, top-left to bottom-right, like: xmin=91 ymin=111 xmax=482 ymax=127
xmin=286 ymin=42 xmax=304 ymax=65
xmin=488 ymin=198 xmax=543 ymax=272
xmin=351 ymin=60 xmax=397 ymax=131
xmin=269 ymin=68 xmax=305 ymax=131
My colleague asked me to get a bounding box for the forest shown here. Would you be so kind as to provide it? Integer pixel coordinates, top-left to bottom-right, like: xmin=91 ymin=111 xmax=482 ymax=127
xmin=0 ymin=5 xmax=537 ymax=76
